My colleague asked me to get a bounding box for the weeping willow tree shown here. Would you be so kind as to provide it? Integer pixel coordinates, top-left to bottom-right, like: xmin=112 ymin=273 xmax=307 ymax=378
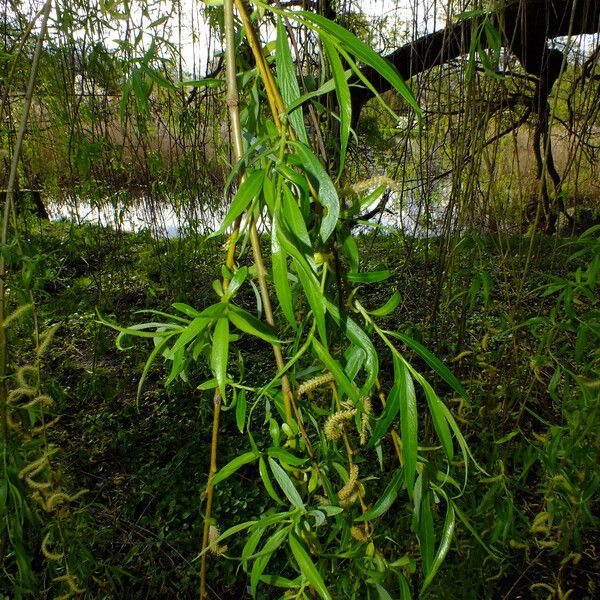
xmin=1 ymin=0 xmax=599 ymax=598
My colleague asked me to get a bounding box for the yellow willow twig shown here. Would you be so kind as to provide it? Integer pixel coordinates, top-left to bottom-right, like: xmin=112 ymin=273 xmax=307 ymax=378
xmin=200 ymin=0 xmax=253 ymax=597
xmin=233 ymin=0 xmax=328 ymax=451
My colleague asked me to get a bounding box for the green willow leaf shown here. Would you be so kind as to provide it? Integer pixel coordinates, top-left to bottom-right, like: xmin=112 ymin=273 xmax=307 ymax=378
xmin=267 ymin=447 xmax=308 ymax=466
xmin=295 ymin=10 xmax=421 ymax=117
xmin=211 ymin=168 xmax=265 ymax=237
xmin=322 ymin=36 xmax=351 ymax=177
xmin=398 ymin=573 xmax=412 ymax=600
xmin=236 ymin=389 xmax=247 ymax=433
xmin=421 ymin=498 xmax=455 ymax=593
xmin=367 ymin=378 xmax=400 ymax=449
xmin=259 ymin=457 xmax=283 ymax=504
xmin=288 ymin=532 xmax=332 ymax=600
xmin=419 ymin=376 xmax=454 ymax=462
xmin=325 ymin=300 xmax=378 ymax=395
xmin=242 ymin=527 xmax=266 ymax=570
xmin=211 ymin=317 xmax=229 ymax=393
xmin=271 ymin=216 xmax=297 ymax=329
xmin=346 ymin=270 xmax=391 ymax=283
xmin=171 ymin=302 xmax=203 ymax=318
xmin=312 ymin=338 xmax=359 ymax=403
xmin=388 ymin=331 xmax=468 ymax=399
xmin=268 ymin=457 xmax=305 ymax=510
xmin=276 ymin=213 xmax=327 ymax=344
xmin=259 ymin=574 xmax=301 ymax=588
xmin=290 ymin=141 xmax=339 ymax=242
xmin=286 ymin=73 xmax=343 ymax=113
xmin=251 ymin=527 xmax=289 ymax=596
xmin=276 ymin=17 xmax=309 ymax=144
xmin=229 ymin=305 xmax=279 ymax=344
xmin=397 ymin=356 xmax=418 ymax=496
xmin=418 ymin=490 xmax=435 ymax=576
xmin=170 ymin=315 xmax=212 ymax=356
xmin=368 ymin=292 xmax=401 ymax=317
xmin=137 ymin=334 xmax=177 ymax=401
xmin=355 ymin=468 xmax=404 ymax=521
xmin=212 ymin=451 xmax=259 ymax=487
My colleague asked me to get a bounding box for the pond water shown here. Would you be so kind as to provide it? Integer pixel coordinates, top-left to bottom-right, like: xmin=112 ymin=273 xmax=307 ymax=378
xmin=48 ymin=197 xmax=224 ymax=238
xmin=47 ymin=185 xmax=453 ymax=239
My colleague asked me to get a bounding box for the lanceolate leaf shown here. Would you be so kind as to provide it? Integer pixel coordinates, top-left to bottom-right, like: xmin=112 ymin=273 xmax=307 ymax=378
xmin=325 ymin=300 xmax=378 ymax=394
xmin=250 ymin=527 xmax=289 ymax=596
xmin=229 ymin=305 xmax=280 ymax=344
xmin=276 ymin=17 xmax=309 ymax=144
xmin=212 ymin=451 xmax=259 ymax=486
xmin=271 ymin=216 xmax=297 ymax=329
xmin=421 ymin=498 xmax=456 ymax=593
xmin=355 ymin=468 xmax=403 ymax=521
xmin=137 ymin=334 xmax=177 ymax=401
xmin=312 ymin=338 xmax=359 ymax=403
xmin=368 ymin=292 xmax=401 ymax=317
xmin=367 ymin=379 xmax=400 ymax=449
xmin=419 ymin=375 xmax=454 ymax=462
xmin=290 ymin=141 xmax=339 ymax=242
xmin=259 ymin=457 xmax=283 ymax=504
xmin=268 ymin=458 xmax=305 ymax=510
xmin=295 ymin=10 xmax=421 ymax=117
xmin=288 ymin=532 xmax=332 ymax=600
xmin=276 ymin=212 xmax=327 ymax=343
xmin=236 ymin=389 xmax=247 ymax=433
xmin=211 ymin=317 xmax=229 ymax=393
xmin=418 ymin=490 xmax=435 ymax=576
xmin=321 ymin=37 xmax=351 ymax=177
xmin=388 ymin=331 xmax=467 ymax=400
xmin=211 ymin=168 xmax=265 ymax=237
xmin=396 ymin=356 xmax=418 ymax=496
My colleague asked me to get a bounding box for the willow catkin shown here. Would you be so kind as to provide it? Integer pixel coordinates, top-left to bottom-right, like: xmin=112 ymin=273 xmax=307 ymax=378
xmin=338 ymin=463 xmax=359 ymax=506
xmin=52 ymin=574 xmax=84 ymax=594
xmin=297 ymin=373 xmax=335 ymax=398
xmin=16 ymin=365 xmax=39 ymax=392
xmin=208 ymin=524 xmax=228 ymax=555
xmin=359 ymin=396 xmax=372 ymax=446
xmin=324 ymin=409 xmax=356 ymax=441
xmin=41 ymin=532 xmax=63 ymax=562
xmin=18 ymin=455 xmax=48 ymax=479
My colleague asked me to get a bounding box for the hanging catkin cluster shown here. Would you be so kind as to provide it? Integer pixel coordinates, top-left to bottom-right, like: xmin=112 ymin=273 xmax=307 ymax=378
xmin=297 ymin=372 xmax=335 ymax=398
xmin=7 ymin=321 xmax=87 ymax=598
xmin=324 ymin=396 xmax=372 ymax=445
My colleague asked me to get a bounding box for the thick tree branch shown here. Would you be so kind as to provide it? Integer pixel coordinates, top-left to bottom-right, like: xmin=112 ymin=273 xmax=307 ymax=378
xmin=351 ymin=0 xmax=600 ymax=118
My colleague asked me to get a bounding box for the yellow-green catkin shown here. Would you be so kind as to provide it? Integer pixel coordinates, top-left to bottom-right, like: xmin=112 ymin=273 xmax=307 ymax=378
xmin=297 ymin=373 xmax=334 ymax=398
xmin=52 ymin=574 xmax=84 ymax=594
xmin=359 ymin=396 xmax=372 ymax=446
xmin=208 ymin=524 xmax=228 ymax=555
xmin=338 ymin=464 xmax=359 ymax=507
xmin=324 ymin=409 xmax=356 ymax=441
xmin=41 ymin=532 xmax=63 ymax=562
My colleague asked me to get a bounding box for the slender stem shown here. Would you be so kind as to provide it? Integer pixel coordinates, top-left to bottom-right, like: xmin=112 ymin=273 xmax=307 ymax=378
xmin=199 ymin=390 xmax=222 ymax=600
xmin=248 ymin=224 xmax=294 ymax=423
xmin=199 ymin=1 xmax=244 ymax=596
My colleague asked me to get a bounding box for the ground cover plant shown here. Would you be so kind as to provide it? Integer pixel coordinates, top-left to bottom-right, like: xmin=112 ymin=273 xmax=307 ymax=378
xmin=1 ymin=0 xmax=599 ymax=599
